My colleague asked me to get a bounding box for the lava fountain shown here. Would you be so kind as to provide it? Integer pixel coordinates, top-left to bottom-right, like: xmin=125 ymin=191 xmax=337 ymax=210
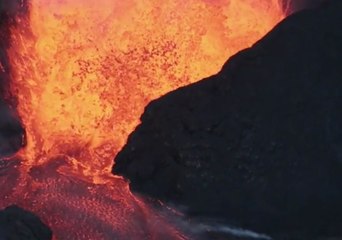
xmin=1 ymin=0 xmax=284 ymax=239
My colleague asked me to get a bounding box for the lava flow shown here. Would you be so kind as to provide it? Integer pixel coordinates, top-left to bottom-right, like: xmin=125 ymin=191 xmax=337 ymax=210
xmin=1 ymin=0 xmax=284 ymax=239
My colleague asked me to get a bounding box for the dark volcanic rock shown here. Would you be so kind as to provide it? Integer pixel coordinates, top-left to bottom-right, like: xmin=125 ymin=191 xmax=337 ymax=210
xmin=0 ymin=0 xmax=27 ymax=158
xmin=0 ymin=205 xmax=52 ymax=240
xmin=0 ymin=0 xmax=29 ymax=98
xmin=113 ymin=1 xmax=342 ymax=238
xmin=0 ymin=101 xmax=25 ymax=158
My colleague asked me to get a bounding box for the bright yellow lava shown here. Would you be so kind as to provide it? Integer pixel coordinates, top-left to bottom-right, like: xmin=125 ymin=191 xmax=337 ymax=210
xmin=8 ymin=0 xmax=284 ymax=179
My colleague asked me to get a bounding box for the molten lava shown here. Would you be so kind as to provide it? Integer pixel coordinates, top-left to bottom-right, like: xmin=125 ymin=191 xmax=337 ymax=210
xmin=1 ymin=0 xmax=284 ymax=239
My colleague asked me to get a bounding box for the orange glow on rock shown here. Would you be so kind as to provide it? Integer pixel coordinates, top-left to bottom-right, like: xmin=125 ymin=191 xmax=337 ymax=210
xmin=3 ymin=0 xmax=284 ymax=238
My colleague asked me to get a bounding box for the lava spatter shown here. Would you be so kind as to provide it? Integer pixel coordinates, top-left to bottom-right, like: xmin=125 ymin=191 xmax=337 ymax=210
xmin=2 ymin=0 xmax=284 ymax=238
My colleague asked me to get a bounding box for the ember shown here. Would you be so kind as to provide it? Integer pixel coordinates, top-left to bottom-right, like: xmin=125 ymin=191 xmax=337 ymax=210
xmin=1 ymin=0 xmax=284 ymax=239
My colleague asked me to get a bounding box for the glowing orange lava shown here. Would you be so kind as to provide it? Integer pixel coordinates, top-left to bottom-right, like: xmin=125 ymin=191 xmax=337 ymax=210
xmin=2 ymin=0 xmax=284 ymax=239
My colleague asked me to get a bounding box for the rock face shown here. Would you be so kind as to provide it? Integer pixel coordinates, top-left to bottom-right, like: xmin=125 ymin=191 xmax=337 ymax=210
xmin=0 ymin=0 xmax=27 ymax=158
xmin=0 ymin=102 xmax=25 ymax=158
xmin=0 ymin=205 xmax=52 ymax=240
xmin=113 ymin=1 xmax=342 ymax=238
